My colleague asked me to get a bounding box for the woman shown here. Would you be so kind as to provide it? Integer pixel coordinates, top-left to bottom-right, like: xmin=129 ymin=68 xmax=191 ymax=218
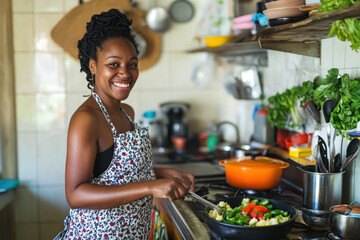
xmin=55 ymin=9 xmax=195 ymax=240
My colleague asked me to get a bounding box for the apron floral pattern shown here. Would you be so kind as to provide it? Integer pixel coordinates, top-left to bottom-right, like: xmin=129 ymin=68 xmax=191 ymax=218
xmin=54 ymin=91 xmax=156 ymax=240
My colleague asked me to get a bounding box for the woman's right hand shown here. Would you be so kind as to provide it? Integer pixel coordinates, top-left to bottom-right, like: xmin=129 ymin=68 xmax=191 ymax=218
xmin=149 ymin=177 xmax=190 ymax=201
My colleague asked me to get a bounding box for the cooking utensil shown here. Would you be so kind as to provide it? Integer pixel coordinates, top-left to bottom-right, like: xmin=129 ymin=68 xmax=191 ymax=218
xmin=205 ymin=196 xmax=297 ymax=240
xmin=340 ymin=138 xmax=360 ymax=172
xmin=302 ymin=99 xmax=321 ymax=125
xmin=313 ymin=144 xmax=328 ymax=173
xmin=214 ymin=143 xmax=264 ymax=160
xmin=323 ymin=98 xmax=337 ymax=172
xmin=330 ymin=202 xmax=360 ymax=240
xmin=219 ymin=156 xmax=289 ymax=190
xmin=146 ymin=0 xmax=171 ymax=33
xmin=187 ymin=191 xmax=223 ymax=213
xmin=301 ymin=208 xmax=331 ymax=230
xmin=131 ymin=29 xmax=147 ymax=59
xmin=333 ymin=153 xmax=342 ymax=172
xmin=168 ymin=0 xmax=195 ymax=23
xmin=318 ymin=136 xmax=329 ymax=172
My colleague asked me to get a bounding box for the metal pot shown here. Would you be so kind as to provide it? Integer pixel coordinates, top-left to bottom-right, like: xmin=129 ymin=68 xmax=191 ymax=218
xmin=214 ymin=143 xmax=263 ymax=160
xmin=219 ymin=156 xmax=289 ymax=190
xmin=146 ymin=5 xmax=170 ymax=33
xmin=330 ymin=203 xmax=360 ymax=240
xmin=205 ymin=196 xmax=297 ymax=240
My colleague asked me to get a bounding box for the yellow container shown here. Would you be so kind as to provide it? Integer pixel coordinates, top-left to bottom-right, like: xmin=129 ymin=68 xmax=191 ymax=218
xmin=289 ymin=146 xmax=312 ymax=158
xmin=204 ymin=35 xmax=235 ymax=48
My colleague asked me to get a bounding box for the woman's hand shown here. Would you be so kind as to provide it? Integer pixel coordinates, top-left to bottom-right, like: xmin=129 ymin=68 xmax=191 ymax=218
xmin=148 ymin=177 xmax=190 ymax=201
xmin=167 ymin=169 xmax=195 ymax=192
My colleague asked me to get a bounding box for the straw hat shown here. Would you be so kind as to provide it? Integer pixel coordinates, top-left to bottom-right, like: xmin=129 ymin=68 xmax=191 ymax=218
xmin=51 ymin=0 xmax=161 ymax=71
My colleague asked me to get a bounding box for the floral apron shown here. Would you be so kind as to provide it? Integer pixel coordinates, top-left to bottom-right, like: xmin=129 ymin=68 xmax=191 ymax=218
xmin=54 ymin=91 xmax=156 ymax=240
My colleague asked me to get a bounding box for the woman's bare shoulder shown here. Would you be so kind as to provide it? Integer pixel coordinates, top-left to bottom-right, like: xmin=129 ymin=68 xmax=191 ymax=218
xmin=69 ymin=98 xmax=100 ymax=132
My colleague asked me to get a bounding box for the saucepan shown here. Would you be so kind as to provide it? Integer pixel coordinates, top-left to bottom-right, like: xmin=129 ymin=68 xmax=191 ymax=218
xmin=219 ymin=156 xmax=289 ymax=190
xmin=330 ymin=202 xmax=360 ymax=240
xmin=205 ymin=196 xmax=297 ymax=240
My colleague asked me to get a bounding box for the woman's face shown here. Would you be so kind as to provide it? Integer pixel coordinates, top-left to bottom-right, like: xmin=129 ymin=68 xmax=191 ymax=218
xmin=90 ymin=37 xmax=139 ymax=102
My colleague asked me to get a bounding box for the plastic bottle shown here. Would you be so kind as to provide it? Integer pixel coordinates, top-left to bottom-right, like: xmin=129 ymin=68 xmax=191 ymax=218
xmin=140 ymin=111 xmax=160 ymax=147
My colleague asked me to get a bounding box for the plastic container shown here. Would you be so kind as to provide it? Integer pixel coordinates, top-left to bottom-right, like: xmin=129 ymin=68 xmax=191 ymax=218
xmin=285 ymin=133 xmax=312 ymax=150
xmin=140 ymin=111 xmax=161 ymax=147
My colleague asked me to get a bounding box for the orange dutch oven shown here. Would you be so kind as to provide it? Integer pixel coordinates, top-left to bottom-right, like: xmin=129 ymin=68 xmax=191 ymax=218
xmin=219 ymin=156 xmax=290 ymax=190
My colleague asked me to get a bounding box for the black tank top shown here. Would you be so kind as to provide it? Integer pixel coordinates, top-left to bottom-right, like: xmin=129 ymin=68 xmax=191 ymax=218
xmin=93 ymin=144 xmax=114 ymax=177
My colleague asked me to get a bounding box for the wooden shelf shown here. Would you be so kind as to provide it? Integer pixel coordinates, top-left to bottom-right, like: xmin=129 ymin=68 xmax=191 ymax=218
xmin=187 ymin=2 xmax=360 ymax=57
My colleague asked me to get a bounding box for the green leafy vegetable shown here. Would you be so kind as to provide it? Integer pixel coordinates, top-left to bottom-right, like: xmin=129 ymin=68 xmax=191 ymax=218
xmin=266 ymin=68 xmax=360 ymax=136
xmin=267 ymin=81 xmax=316 ymax=129
xmin=318 ymin=0 xmax=360 ymax=52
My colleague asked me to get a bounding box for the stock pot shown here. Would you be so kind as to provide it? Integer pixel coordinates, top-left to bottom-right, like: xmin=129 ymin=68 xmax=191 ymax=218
xmin=219 ymin=156 xmax=289 ymax=190
xmin=330 ymin=203 xmax=360 ymax=240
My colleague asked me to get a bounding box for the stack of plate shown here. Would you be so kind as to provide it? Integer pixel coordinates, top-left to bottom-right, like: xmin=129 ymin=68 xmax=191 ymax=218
xmin=264 ymin=0 xmax=308 ymax=26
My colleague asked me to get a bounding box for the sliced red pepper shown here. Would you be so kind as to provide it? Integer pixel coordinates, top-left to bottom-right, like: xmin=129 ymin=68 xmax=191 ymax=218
xmin=247 ymin=202 xmax=256 ymax=209
xmin=241 ymin=206 xmax=251 ymax=215
xmin=257 ymin=214 xmax=264 ymax=220
xmin=250 ymin=211 xmax=257 ymax=218
xmin=253 ymin=205 xmax=269 ymax=213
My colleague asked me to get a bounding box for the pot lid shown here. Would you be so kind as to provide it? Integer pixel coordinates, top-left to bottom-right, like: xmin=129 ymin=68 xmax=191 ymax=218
xmin=221 ymin=156 xmax=289 ymax=169
xmin=50 ymin=0 xmax=161 ymax=71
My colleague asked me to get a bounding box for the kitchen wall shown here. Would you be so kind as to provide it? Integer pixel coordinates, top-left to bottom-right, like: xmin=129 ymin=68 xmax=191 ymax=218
xmin=11 ymin=0 xmax=360 ymax=239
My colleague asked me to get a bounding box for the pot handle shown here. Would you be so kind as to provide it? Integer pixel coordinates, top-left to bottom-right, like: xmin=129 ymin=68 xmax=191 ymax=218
xmin=219 ymin=160 xmax=226 ymax=167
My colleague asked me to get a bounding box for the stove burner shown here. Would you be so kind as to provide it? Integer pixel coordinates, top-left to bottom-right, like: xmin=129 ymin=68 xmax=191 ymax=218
xmin=326 ymin=232 xmax=342 ymax=240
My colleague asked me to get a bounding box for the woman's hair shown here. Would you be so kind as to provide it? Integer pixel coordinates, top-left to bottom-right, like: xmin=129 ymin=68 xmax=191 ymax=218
xmin=77 ymin=9 xmax=139 ymax=89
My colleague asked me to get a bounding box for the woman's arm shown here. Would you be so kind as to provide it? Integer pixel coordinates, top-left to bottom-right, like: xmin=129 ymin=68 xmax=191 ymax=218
xmin=65 ymin=110 xmax=190 ymax=209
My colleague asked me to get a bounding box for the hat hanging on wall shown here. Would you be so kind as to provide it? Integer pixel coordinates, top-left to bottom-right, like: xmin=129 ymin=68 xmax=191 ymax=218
xmin=51 ymin=0 xmax=161 ymax=71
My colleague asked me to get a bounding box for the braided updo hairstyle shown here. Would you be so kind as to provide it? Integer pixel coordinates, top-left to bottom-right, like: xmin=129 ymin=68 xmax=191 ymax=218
xmin=77 ymin=9 xmax=139 ymax=89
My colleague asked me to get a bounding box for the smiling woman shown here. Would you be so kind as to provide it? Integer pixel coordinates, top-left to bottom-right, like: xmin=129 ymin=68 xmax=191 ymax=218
xmin=54 ymin=9 xmax=195 ymax=240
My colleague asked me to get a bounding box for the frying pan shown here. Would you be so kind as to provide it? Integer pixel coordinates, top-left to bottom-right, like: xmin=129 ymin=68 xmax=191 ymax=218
xmin=168 ymin=0 xmax=195 ymax=23
xmin=205 ymin=196 xmax=298 ymax=240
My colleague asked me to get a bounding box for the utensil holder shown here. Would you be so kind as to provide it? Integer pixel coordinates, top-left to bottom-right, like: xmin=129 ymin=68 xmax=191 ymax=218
xmin=301 ymin=165 xmax=344 ymax=210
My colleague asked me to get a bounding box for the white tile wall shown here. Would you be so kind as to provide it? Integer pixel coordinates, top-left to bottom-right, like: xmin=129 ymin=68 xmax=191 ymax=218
xmin=11 ymin=0 xmax=360 ymax=239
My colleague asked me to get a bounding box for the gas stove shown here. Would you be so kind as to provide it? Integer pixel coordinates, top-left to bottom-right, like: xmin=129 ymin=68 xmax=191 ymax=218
xmin=179 ymin=176 xmax=341 ymax=240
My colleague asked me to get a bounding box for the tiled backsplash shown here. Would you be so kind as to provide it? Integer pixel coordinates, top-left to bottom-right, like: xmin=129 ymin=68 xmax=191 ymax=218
xmin=11 ymin=0 xmax=360 ymax=239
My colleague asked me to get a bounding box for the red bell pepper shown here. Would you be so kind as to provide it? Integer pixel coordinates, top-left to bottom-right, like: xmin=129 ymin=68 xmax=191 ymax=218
xmin=247 ymin=202 xmax=256 ymax=209
xmin=250 ymin=211 xmax=257 ymax=218
xmin=257 ymin=214 xmax=264 ymax=221
xmin=253 ymin=205 xmax=269 ymax=213
xmin=241 ymin=206 xmax=251 ymax=215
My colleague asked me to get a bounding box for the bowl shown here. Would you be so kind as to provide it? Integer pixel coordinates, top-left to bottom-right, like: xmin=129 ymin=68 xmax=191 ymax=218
xmin=204 ymin=35 xmax=235 ymax=48
xmin=265 ymin=0 xmax=306 ymax=9
xmin=268 ymin=16 xmax=308 ymax=27
xmin=263 ymin=6 xmax=307 ymax=19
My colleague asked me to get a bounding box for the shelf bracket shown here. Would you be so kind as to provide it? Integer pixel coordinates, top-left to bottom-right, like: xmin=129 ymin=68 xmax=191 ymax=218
xmin=258 ymin=38 xmax=320 ymax=58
